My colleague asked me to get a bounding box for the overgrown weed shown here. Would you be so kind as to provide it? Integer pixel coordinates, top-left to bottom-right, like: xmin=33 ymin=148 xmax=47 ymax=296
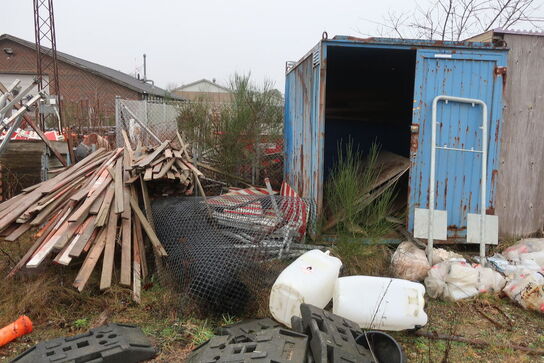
xmin=325 ymin=140 xmax=397 ymax=238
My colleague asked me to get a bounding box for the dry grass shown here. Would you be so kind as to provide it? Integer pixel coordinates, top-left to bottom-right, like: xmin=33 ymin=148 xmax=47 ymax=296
xmin=0 ymin=234 xmax=232 ymax=362
xmin=1 ymin=233 xmax=544 ymax=362
xmin=331 ymin=239 xmax=392 ymax=277
xmin=393 ymin=294 xmax=544 ymax=362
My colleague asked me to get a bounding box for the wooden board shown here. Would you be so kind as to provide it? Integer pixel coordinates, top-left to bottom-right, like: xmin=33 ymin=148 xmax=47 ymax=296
xmin=6 ymin=208 xmax=63 ymax=277
xmin=132 ymin=224 xmax=142 ymax=304
xmin=135 ymin=141 xmax=169 ymax=168
xmin=152 ymin=163 xmax=162 ymax=173
xmin=114 ymin=158 xmax=124 ymax=214
xmin=68 ymin=172 xmax=112 ymax=223
xmin=26 ymin=203 xmax=76 ymax=268
xmin=120 ymin=214 xmax=132 ymax=286
xmin=69 ymin=216 xmax=97 ymax=258
xmin=73 ymin=228 xmax=106 ymax=292
xmin=143 ymin=168 xmax=153 ymax=181
xmin=139 ymin=176 xmax=154 ymax=228
xmin=130 ymin=196 xmax=167 ymax=257
xmin=100 ymin=208 xmax=118 ymax=290
xmin=95 ymin=183 xmax=115 ymax=227
xmin=4 ymin=223 xmax=31 ymax=242
xmin=154 ymin=158 xmax=176 ymax=179
xmin=89 ymin=189 xmax=107 ymax=215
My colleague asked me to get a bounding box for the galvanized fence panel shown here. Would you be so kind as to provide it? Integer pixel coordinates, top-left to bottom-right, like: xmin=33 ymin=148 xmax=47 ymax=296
xmin=115 ymin=98 xmax=181 ymax=148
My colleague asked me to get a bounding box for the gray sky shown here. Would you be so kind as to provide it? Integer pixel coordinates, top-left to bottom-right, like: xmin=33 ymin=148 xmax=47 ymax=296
xmin=2 ymin=1 xmax=543 ymax=92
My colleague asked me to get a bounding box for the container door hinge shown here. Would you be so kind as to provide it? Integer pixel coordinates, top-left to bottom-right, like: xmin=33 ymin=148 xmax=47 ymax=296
xmin=494 ymin=66 xmax=507 ymax=76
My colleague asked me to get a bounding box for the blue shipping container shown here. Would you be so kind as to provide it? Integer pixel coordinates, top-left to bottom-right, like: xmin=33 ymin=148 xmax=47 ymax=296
xmin=284 ymin=35 xmax=508 ymax=242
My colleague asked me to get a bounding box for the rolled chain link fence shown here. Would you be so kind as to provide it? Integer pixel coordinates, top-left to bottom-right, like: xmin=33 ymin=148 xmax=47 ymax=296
xmin=152 ymin=195 xmax=316 ymax=317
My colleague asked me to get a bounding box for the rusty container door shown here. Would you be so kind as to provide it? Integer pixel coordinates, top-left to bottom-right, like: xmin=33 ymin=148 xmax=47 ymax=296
xmin=408 ymin=49 xmax=507 ymax=241
xmin=284 ymin=47 xmax=321 ymax=202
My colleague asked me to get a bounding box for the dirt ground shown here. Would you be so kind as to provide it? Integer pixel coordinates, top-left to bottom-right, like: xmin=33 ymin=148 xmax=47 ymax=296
xmin=0 ymin=235 xmax=543 ymax=362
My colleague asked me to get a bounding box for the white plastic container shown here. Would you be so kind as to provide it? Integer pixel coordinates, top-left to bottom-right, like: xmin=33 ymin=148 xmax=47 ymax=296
xmin=333 ymin=276 xmax=427 ymax=331
xmin=269 ymin=250 xmax=342 ymax=327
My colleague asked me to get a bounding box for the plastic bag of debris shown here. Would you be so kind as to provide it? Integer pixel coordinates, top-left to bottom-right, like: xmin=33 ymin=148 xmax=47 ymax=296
xmin=432 ymin=248 xmax=464 ymax=265
xmin=391 ymin=242 xmax=430 ymax=281
xmin=484 ymin=254 xmax=542 ymax=276
xmin=425 ymin=261 xmax=506 ymax=301
xmin=503 ymin=238 xmax=544 ymax=262
xmin=503 ymin=271 xmax=544 ymax=313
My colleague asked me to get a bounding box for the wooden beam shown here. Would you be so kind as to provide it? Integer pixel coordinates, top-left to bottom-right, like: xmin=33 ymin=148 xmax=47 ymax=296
xmin=69 ymin=171 xmax=112 ymax=223
xmin=100 ymin=207 xmax=118 ymax=290
xmin=130 ymin=187 xmax=148 ymax=280
xmin=4 ymin=223 xmax=31 ymax=242
xmin=120 ymin=214 xmax=131 ymax=286
xmin=69 ymin=216 xmax=97 ymax=258
xmin=132 ymin=224 xmax=142 ymax=304
xmin=114 ymin=157 xmax=124 ymax=214
xmin=135 ymin=141 xmax=169 ymax=168
xmin=139 ymin=176 xmax=154 ymax=229
xmin=73 ymin=228 xmax=106 ymax=292
xmin=129 ymin=194 xmax=166 ymax=257
xmin=154 ymin=158 xmax=176 ymax=179
xmin=6 ymin=207 xmax=65 ymax=278
xmin=95 ymin=183 xmax=115 ymax=227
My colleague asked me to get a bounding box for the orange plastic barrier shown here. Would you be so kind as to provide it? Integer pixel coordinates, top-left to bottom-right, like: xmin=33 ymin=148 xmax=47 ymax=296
xmin=0 ymin=316 xmax=33 ymax=347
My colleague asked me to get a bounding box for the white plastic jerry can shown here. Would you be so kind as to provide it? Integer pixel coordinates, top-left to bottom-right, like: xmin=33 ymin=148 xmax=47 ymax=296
xmin=269 ymin=250 xmax=342 ymax=327
xmin=333 ymin=276 xmax=427 ymax=331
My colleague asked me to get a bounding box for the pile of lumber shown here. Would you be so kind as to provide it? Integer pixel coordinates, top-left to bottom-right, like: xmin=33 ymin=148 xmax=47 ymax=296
xmin=1 ymin=146 xmax=171 ymax=303
xmin=128 ymin=131 xmax=203 ymax=195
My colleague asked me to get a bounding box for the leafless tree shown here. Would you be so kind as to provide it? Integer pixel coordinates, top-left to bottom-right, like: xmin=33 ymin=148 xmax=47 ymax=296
xmin=165 ymin=82 xmax=180 ymax=92
xmin=376 ymin=0 xmax=542 ymax=41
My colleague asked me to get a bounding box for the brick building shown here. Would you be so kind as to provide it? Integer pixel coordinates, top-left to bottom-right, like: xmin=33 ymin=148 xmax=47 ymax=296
xmin=0 ymin=34 xmax=180 ymax=128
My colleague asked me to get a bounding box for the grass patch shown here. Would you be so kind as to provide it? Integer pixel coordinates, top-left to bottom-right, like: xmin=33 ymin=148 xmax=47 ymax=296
xmin=331 ymin=236 xmax=391 ymax=277
xmin=184 ymin=319 xmax=215 ymax=347
xmin=324 ymin=141 xmax=396 ymax=238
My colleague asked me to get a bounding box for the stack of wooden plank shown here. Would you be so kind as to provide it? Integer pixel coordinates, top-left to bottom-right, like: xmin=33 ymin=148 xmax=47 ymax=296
xmin=129 ymin=133 xmax=204 ymax=195
xmin=1 ymin=146 xmax=169 ymax=303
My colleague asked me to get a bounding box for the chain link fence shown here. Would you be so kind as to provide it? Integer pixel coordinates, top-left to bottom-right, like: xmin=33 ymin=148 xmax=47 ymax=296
xmin=115 ymin=97 xmax=284 ymax=189
xmin=115 ymin=98 xmax=182 ymax=148
xmin=152 ymin=195 xmax=316 ymax=316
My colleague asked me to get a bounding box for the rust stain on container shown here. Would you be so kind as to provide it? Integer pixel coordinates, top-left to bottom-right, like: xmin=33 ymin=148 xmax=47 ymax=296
xmin=494 ymin=66 xmax=507 ymax=93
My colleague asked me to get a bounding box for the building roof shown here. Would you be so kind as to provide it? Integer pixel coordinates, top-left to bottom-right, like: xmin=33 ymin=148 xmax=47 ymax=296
xmin=465 ymin=28 xmax=544 ymax=43
xmin=493 ymin=27 xmax=544 ymax=37
xmin=0 ymin=34 xmax=182 ymax=100
xmin=174 ymin=78 xmax=231 ymax=93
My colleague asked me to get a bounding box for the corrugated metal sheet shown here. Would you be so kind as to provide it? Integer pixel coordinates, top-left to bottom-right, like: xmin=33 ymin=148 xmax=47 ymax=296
xmin=285 ymin=36 xmax=508 ymax=242
xmin=284 ymin=45 xmax=321 ymax=205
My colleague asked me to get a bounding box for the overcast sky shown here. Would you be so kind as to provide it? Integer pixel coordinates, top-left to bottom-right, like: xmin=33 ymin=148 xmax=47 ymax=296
xmin=2 ymin=1 xmax=543 ymax=92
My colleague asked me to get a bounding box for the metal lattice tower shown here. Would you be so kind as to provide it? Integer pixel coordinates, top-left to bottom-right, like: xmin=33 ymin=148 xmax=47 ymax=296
xmin=33 ymin=0 xmax=63 ymax=130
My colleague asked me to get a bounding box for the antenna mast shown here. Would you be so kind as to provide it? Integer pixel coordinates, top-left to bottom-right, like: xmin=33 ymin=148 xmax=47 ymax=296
xmin=33 ymin=0 xmax=63 ymax=130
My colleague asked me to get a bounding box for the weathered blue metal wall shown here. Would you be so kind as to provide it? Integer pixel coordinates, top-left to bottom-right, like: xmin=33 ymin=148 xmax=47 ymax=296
xmin=284 ymin=37 xmax=507 ymax=241
xmin=284 ymin=45 xmax=321 ymax=204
